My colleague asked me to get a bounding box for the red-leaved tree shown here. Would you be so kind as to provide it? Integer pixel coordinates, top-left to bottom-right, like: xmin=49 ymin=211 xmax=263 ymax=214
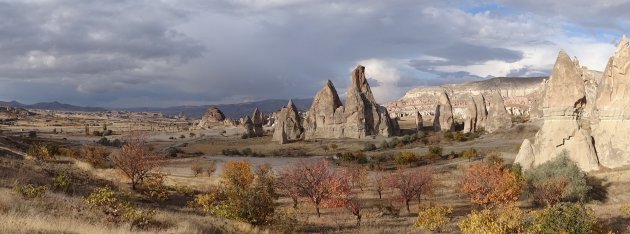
xmin=289 ymin=159 xmax=351 ymax=217
xmin=278 ymin=166 xmax=302 ymax=209
xmin=386 ymin=167 xmax=434 ymax=212
xmin=112 ymin=131 xmax=163 ymax=190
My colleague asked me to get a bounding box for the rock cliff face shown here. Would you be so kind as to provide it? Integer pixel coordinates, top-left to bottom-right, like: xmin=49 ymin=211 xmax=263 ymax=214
xmin=515 ymin=51 xmax=599 ymax=171
xmin=304 ymin=65 xmax=399 ymax=139
xmin=272 ymin=100 xmax=304 ymax=144
xmin=591 ymin=36 xmax=630 ymax=168
xmin=386 ymin=77 xmax=547 ymax=120
xmin=197 ymin=107 xmax=226 ymax=129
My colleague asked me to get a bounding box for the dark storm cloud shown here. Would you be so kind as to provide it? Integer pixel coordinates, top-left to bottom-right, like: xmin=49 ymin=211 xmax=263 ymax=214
xmin=0 ymin=0 xmax=621 ymax=107
xmin=0 ymin=0 xmax=203 ymax=82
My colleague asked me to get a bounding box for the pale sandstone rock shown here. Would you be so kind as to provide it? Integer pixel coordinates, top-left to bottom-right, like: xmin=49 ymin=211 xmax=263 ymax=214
xmin=385 ymin=77 xmax=546 ymax=120
xmin=272 ymin=100 xmax=304 ymax=144
xmin=433 ymin=90 xmax=454 ymax=131
xmin=415 ymin=111 xmax=423 ymax=131
xmin=197 ymin=107 xmax=226 ymax=129
xmin=485 ymin=90 xmax=512 ymax=133
xmin=243 ymin=116 xmax=255 ymax=137
xmin=304 ymin=65 xmax=399 ymax=139
xmin=463 ymin=96 xmax=477 ymax=133
xmin=304 ymin=80 xmax=344 ymax=139
xmin=515 ymin=51 xmax=599 ymax=172
xmin=472 ymin=94 xmax=488 ymax=130
xmin=591 ymin=35 xmax=630 ymax=168
xmin=223 ymin=118 xmax=238 ymax=127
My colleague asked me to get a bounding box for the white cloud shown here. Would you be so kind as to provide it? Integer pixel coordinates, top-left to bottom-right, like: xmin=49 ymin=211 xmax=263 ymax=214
xmin=357 ymin=59 xmax=404 ymax=103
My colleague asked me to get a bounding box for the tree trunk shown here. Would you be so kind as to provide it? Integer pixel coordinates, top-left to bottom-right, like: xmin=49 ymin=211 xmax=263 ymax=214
xmin=316 ymin=206 xmax=321 ymax=217
xmin=292 ymin=198 xmax=298 ymax=209
xmin=356 ymin=214 xmax=362 ymax=227
xmin=406 ymin=200 xmax=410 ymax=213
xmin=378 ymin=191 xmax=382 ymax=199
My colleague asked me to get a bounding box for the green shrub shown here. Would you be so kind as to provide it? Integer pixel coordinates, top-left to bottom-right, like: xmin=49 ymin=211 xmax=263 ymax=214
xmin=222 ymin=148 xmax=241 ymax=156
xmin=364 ymin=143 xmax=377 ymax=151
xmin=485 ymin=151 xmax=504 ymax=165
xmin=459 ymin=203 xmax=523 ymax=234
xmin=52 ymin=172 xmax=72 ymax=193
xmin=415 ymin=206 xmax=453 ymax=231
xmin=526 ymin=153 xmax=591 ymax=203
xmin=425 ymin=145 xmax=443 ymax=161
xmin=13 ymin=184 xmax=47 ymax=199
xmin=380 ymin=140 xmax=390 ymax=149
xmin=96 ymin=137 xmax=111 ymax=146
xmin=241 ymin=148 xmax=253 ymax=156
xmin=528 ymin=203 xmax=597 ymax=234
xmin=462 ymin=148 xmax=478 ymax=161
xmin=341 ymin=151 xmax=367 ymax=164
xmin=416 ymin=131 xmax=426 ymax=139
xmin=26 ymin=144 xmax=56 ymax=161
xmin=395 ymin=151 xmax=418 ymax=165
xmin=86 ymin=187 xmax=156 ymax=229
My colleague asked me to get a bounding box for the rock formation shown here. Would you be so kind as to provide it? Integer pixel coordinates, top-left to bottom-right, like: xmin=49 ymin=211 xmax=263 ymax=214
xmin=223 ymin=118 xmax=238 ymax=127
xmin=485 ymin=90 xmax=512 ymax=133
xmin=415 ymin=111 xmax=423 ymax=131
xmin=433 ymin=91 xmax=454 ymax=131
xmin=303 ymin=65 xmax=399 ymax=139
xmin=463 ymin=96 xmax=477 ymax=133
xmin=472 ymin=94 xmax=488 ymax=130
xmin=515 ymin=51 xmax=599 ymax=171
xmin=197 ymin=107 xmax=226 ymax=129
xmin=272 ymin=100 xmax=304 ymax=144
xmin=303 ymin=80 xmax=344 ymax=139
xmin=386 ymin=76 xmax=547 ymax=120
xmin=242 ymin=116 xmax=255 ymax=137
xmin=591 ymin=35 xmax=630 ymax=168
xmin=252 ymin=108 xmax=264 ymax=137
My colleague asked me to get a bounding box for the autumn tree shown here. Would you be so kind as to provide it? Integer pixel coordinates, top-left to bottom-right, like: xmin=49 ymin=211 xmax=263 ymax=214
xmin=386 ymin=167 xmax=434 ymax=212
xmin=81 ymin=144 xmax=111 ymax=168
xmin=290 ymin=159 xmax=350 ymax=217
xmin=342 ymin=191 xmax=363 ymax=227
xmin=373 ymin=169 xmax=386 ymax=199
xmin=533 ymin=177 xmax=568 ymax=207
xmin=191 ymin=160 xmax=277 ymax=225
xmin=459 ymin=163 xmax=522 ymax=206
xmin=348 ymin=165 xmax=369 ymax=191
xmin=112 ymin=132 xmax=163 ymax=190
xmin=278 ymin=166 xmax=302 ymax=209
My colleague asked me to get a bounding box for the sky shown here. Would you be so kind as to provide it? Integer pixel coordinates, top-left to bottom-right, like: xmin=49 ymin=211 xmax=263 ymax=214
xmin=0 ymin=0 xmax=628 ymax=108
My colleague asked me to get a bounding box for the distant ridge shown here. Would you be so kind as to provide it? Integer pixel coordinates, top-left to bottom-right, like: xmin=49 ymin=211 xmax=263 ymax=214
xmin=122 ymin=98 xmax=314 ymax=119
xmin=0 ymin=101 xmax=107 ymax=112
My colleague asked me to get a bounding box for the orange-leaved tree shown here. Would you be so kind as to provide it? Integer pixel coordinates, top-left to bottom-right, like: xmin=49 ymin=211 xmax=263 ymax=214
xmin=289 ymin=159 xmax=351 ymax=217
xmin=112 ymin=131 xmax=163 ymax=190
xmin=386 ymin=167 xmax=434 ymax=212
xmin=459 ymin=163 xmax=522 ymax=206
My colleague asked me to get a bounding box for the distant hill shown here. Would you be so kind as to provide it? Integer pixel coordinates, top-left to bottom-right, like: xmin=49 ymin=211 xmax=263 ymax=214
xmin=0 ymin=101 xmax=107 ymax=112
xmin=122 ymin=98 xmax=314 ymax=119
